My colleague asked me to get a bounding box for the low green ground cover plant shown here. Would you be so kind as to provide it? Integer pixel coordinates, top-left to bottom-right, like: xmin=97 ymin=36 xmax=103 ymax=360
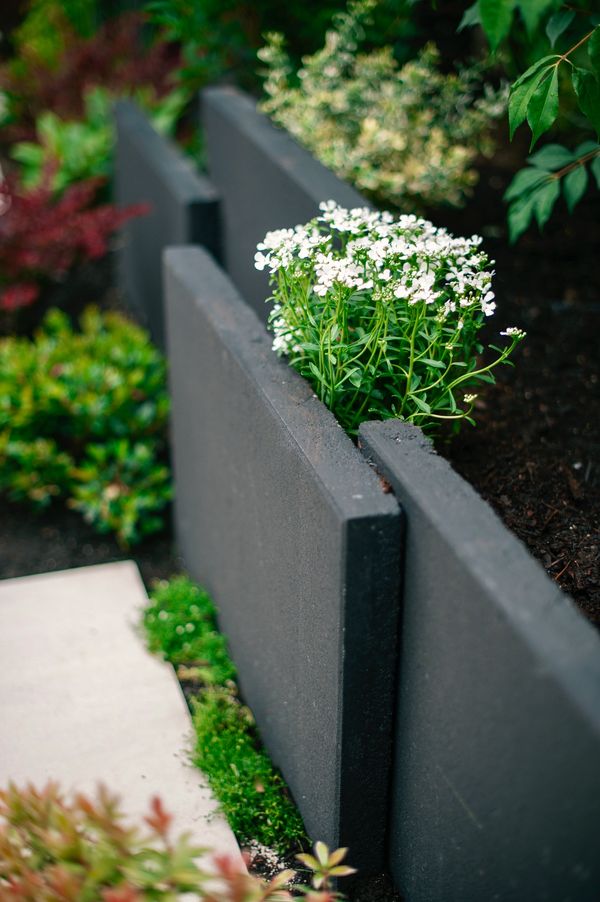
xmin=259 ymin=0 xmax=506 ymax=213
xmin=256 ymin=201 xmax=525 ymax=435
xmin=0 ymin=783 xmax=352 ymax=900
xmin=143 ymin=576 xmax=307 ymax=853
xmin=0 ymin=308 xmax=171 ymax=545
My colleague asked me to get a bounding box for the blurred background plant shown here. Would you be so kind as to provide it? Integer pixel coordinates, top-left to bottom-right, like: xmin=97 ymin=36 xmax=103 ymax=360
xmin=259 ymin=0 xmax=507 ymax=213
xmin=0 ymin=308 xmax=171 ymax=545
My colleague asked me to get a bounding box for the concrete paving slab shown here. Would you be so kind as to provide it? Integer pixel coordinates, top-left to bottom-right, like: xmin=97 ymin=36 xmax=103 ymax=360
xmin=0 ymin=561 xmax=241 ymax=862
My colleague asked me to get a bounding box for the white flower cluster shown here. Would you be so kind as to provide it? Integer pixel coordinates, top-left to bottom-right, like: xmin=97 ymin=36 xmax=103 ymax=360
xmin=257 ymin=201 xmax=498 ymax=356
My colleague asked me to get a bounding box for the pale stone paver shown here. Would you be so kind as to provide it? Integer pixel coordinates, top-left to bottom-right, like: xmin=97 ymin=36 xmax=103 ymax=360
xmin=0 ymin=561 xmax=241 ymax=862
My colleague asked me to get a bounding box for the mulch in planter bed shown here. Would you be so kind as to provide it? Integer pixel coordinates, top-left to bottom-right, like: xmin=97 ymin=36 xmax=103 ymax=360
xmin=436 ymin=160 xmax=600 ymax=627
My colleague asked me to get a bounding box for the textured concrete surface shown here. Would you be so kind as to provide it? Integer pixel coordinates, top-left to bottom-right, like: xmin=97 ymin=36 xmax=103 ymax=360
xmin=0 ymin=561 xmax=240 ymax=860
xmin=164 ymin=247 xmax=402 ymax=870
xmin=201 ymin=86 xmax=370 ymax=322
xmin=360 ymin=421 xmax=600 ymax=902
xmin=115 ymin=100 xmax=220 ymax=348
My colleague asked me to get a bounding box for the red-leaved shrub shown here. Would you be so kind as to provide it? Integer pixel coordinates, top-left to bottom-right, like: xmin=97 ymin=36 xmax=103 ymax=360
xmin=1 ymin=12 xmax=180 ymax=143
xmin=0 ymin=174 xmax=147 ymax=311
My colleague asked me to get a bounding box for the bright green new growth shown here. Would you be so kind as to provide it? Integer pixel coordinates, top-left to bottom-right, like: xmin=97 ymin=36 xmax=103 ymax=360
xmin=193 ymin=688 xmax=307 ymax=852
xmin=144 ymin=575 xmax=236 ymax=685
xmin=0 ymin=307 xmax=171 ymax=545
xmin=11 ymin=85 xmax=188 ymax=193
xmin=142 ymin=576 xmax=307 ymax=853
xmin=259 ymin=0 xmax=505 ymax=213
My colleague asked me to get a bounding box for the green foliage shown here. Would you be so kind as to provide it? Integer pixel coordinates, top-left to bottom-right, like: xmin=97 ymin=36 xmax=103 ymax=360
xmin=11 ymin=86 xmax=188 ymax=193
xmin=145 ymin=0 xmax=350 ymax=93
xmin=69 ymin=440 xmax=172 ymax=547
xmin=259 ymin=202 xmax=525 ymax=435
xmin=8 ymin=0 xmax=99 ymax=72
xmin=0 ymin=308 xmax=171 ymax=546
xmin=259 ymin=1 xmax=506 ymax=213
xmin=192 ymin=688 xmax=307 ymax=852
xmin=142 ymin=576 xmax=307 ymax=853
xmin=504 ymin=140 xmax=600 ymax=240
xmin=143 ymin=576 xmax=236 ymax=685
xmin=461 ymin=1 xmax=600 ymax=238
xmin=0 ymin=783 xmax=346 ymax=900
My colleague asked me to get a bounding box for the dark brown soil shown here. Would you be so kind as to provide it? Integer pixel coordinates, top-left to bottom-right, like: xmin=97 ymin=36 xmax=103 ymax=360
xmin=434 ymin=155 xmax=600 ymax=627
xmin=0 ymin=497 xmax=182 ymax=591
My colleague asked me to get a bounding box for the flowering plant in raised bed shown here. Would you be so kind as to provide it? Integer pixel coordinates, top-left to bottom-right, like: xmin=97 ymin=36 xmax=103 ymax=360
xmin=257 ymin=201 xmax=526 ymax=435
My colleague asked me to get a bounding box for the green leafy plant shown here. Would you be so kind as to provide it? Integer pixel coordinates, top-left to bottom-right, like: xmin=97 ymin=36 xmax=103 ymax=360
xmin=459 ymin=1 xmax=600 ymax=239
xmin=0 ymin=783 xmax=350 ymax=900
xmin=259 ymin=0 xmax=506 ymax=213
xmin=11 ymin=86 xmax=188 ymax=193
xmin=192 ymin=688 xmax=307 ymax=852
xmin=0 ymin=308 xmax=171 ymax=545
xmin=143 ymin=576 xmax=236 ymax=685
xmin=257 ymin=201 xmax=525 ymax=435
xmin=69 ymin=440 xmax=172 ymax=547
xmin=141 ymin=576 xmax=307 ymax=853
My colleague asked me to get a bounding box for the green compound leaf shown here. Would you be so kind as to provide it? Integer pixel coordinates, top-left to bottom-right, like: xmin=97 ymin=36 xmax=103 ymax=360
xmin=479 ymin=0 xmax=517 ymax=50
xmin=503 ymin=166 xmax=549 ymax=202
xmin=517 ymin=0 xmax=557 ymax=36
xmin=527 ymin=66 xmax=559 ymax=148
xmin=589 ymin=26 xmax=600 ymax=79
xmin=563 ymin=165 xmax=589 ymax=212
xmin=546 ymin=9 xmax=575 ymax=47
xmin=528 ymin=143 xmax=574 ymax=169
xmin=572 ymin=67 xmax=600 ymax=137
xmin=533 ymin=178 xmax=560 ymax=228
xmin=575 ymin=139 xmax=600 ymax=156
xmin=591 ymin=153 xmax=600 ymax=188
xmin=509 ymin=58 xmax=557 ymax=139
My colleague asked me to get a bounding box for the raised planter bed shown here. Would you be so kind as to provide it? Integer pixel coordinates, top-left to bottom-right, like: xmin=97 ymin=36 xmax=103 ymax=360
xmin=201 ymin=85 xmax=368 ymax=322
xmin=163 ymin=245 xmax=402 ymax=872
xmin=360 ymin=421 xmax=600 ymax=902
xmin=188 ymin=85 xmax=600 ymax=900
xmin=114 ymin=100 xmax=220 ymax=348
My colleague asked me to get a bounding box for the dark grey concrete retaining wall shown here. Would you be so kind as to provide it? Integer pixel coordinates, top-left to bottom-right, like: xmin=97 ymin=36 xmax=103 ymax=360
xmin=164 ymin=246 xmax=402 ymax=870
xmin=114 ymin=100 xmax=220 ymax=348
xmin=360 ymin=420 xmax=600 ymax=902
xmin=201 ymin=86 xmax=370 ymax=322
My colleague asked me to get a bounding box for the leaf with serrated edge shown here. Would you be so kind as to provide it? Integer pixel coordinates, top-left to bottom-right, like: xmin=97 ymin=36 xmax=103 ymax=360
xmin=533 ymin=178 xmax=560 ymax=228
xmin=480 ymin=0 xmax=517 ymax=49
xmin=509 ymin=64 xmax=555 ymax=138
xmin=572 ymin=67 xmax=600 ymax=137
xmin=527 ymin=67 xmax=559 ymax=147
xmin=512 ymin=54 xmax=558 ymax=89
xmin=546 ymin=9 xmax=575 ymax=47
xmin=563 ymin=165 xmax=588 ymax=212
xmin=528 ymin=143 xmax=573 ymax=169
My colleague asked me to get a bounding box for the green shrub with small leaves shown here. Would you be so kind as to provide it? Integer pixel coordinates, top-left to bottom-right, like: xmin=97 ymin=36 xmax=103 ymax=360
xmin=0 ymin=308 xmax=171 ymax=545
xmin=142 ymin=576 xmax=307 ymax=853
xmin=259 ymin=0 xmax=506 ymax=213
xmin=0 ymin=783 xmax=352 ymax=900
